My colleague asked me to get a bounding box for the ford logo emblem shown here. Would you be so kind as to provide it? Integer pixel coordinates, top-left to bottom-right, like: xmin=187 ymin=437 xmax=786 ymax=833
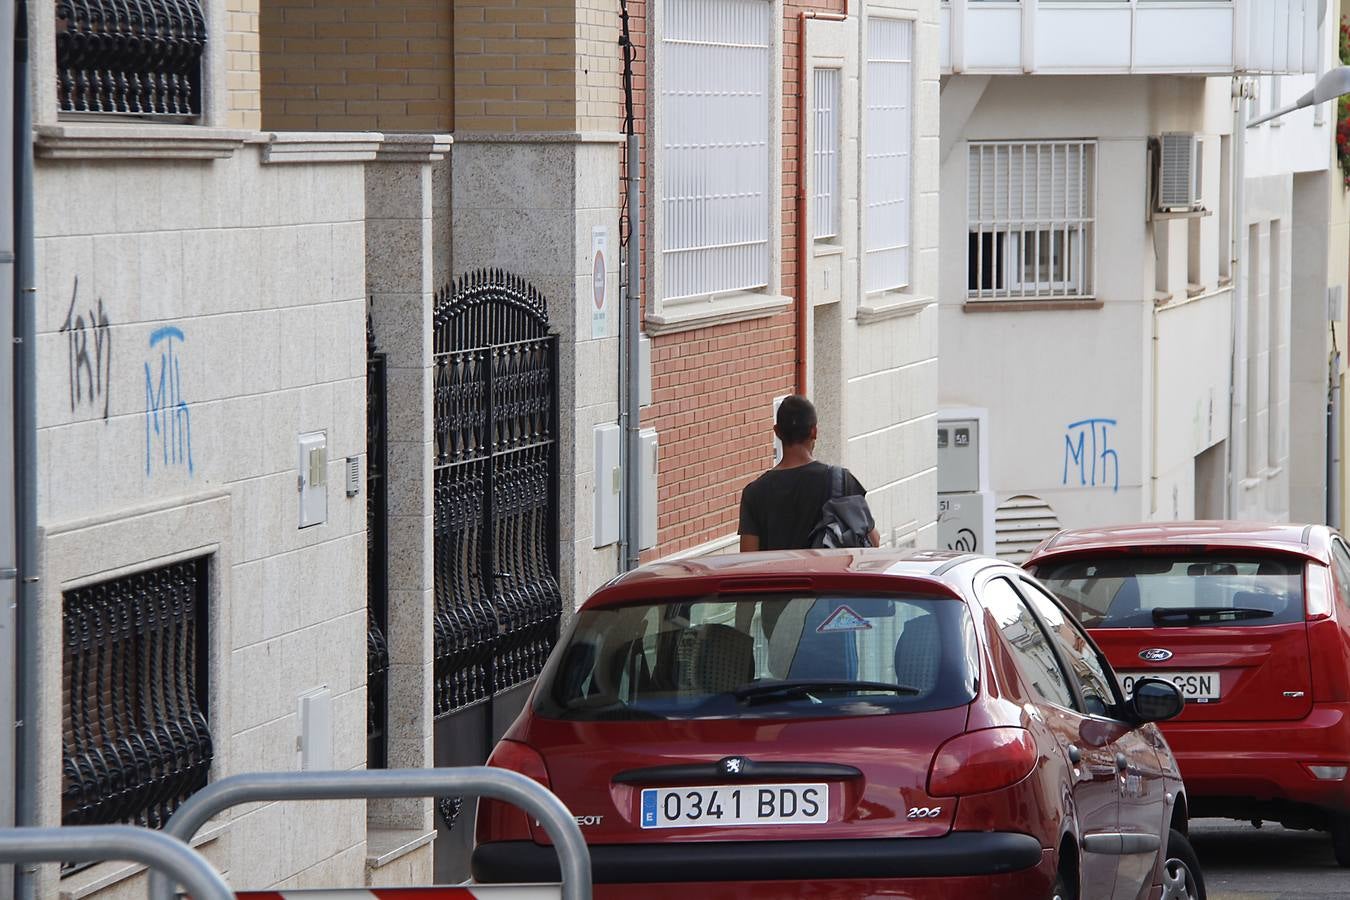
xmin=1139 ymin=648 xmax=1173 ymax=662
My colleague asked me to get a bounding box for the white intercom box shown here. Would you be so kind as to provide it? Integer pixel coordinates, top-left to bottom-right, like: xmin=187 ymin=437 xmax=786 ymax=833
xmin=298 ymin=431 xmax=328 ymax=528
xmin=593 ymin=423 xmax=621 ymax=548
xmin=639 ymin=428 xmax=658 ymax=551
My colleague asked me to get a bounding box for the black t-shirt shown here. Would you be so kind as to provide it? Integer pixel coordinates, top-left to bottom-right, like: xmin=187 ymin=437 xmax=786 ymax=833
xmin=738 ymin=461 xmax=867 ymax=551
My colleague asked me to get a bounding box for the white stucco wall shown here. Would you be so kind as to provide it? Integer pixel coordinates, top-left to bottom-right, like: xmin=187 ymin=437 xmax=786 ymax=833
xmin=939 ymin=75 xmax=1239 ymax=544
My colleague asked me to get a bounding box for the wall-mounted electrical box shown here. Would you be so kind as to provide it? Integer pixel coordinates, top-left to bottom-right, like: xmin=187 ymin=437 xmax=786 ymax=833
xmin=639 ymin=428 xmax=658 ymax=551
xmin=639 ymin=333 xmax=653 ymax=408
xmin=938 ymin=409 xmax=994 ymax=556
xmin=936 ymin=419 xmax=979 ymax=494
xmin=297 ymin=686 xmax=333 ymax=770
xmin=298 ymin=431 xmax=328 ymax=528
xmin=593 ymin=423 xmax=621 ymax=548
xmin=345 ymin=456 xmax=360 ymax=497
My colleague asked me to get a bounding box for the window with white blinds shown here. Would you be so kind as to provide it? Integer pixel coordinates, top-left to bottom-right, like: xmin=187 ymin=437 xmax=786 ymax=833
xmin=659 ymin=0 xmax=772 ymax=302
xmin=864 ymin=17 xmax=913 ymax=294
xmin=967 ymin=141 xmax=1096 ymax=300
xmin=813 ymin=68 xmax=841 ymax=241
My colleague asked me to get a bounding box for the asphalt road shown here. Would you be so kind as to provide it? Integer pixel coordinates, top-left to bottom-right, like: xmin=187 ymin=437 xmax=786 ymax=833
xmin=1190 ymin=819 xmax=1346 ymax=899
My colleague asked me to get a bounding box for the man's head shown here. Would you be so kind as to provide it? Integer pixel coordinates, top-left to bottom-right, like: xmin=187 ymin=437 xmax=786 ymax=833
xmin=775 ymin=395 xmax=818 ymax=447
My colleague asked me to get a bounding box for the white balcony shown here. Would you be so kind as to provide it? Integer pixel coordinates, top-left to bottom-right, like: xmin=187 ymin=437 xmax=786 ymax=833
xmin=940 ymin=0 xmax=1321 ymax=76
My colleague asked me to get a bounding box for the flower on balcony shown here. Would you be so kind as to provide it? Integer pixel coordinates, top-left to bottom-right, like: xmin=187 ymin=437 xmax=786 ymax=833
xmin=1339 ymin=20 xmax=1350 ymax=188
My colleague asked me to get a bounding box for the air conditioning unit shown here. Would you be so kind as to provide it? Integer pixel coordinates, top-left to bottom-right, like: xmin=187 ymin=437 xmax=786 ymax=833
xmin=1156 ymin=132 xmax=1202 ymax=212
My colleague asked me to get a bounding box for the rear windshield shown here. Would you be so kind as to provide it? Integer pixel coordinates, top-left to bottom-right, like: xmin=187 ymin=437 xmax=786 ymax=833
xmin=1035 ymin=554 xmax=1306 ymax=628
xmin=535 ymin=594 xmax=978 ymax=721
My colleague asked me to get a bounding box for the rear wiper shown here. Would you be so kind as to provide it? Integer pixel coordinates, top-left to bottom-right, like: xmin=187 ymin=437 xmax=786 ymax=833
xmin=1151 ymin=606 xmax=1275 ymax=625
xmin=733 ymin=679 xmax=920 ymax=704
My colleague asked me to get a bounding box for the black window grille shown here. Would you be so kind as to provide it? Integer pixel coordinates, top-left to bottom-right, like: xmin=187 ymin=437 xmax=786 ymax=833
xmin=367 ymin=319 xmax=390 ymax=770
xmin=61 ymin=556 xmax=213 ymax=849
xmin=54 ymin=0 xmax=208 ymax=118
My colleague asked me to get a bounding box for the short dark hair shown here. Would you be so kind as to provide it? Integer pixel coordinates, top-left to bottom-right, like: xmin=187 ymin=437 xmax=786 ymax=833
xmin=776 ymin=395 xmax=817 ymax=446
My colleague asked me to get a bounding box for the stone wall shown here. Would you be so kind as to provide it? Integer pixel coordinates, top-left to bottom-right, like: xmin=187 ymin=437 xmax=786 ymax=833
xmin=32 ymin=142 xmax=373 ymax=897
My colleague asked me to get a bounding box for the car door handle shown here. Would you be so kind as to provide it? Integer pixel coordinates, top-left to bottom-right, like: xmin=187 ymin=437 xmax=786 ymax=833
xmin=1115 ymin=753 xmax=1129 ymax=772
xmin=1067 ymin=744 xmax=1082 ymax=765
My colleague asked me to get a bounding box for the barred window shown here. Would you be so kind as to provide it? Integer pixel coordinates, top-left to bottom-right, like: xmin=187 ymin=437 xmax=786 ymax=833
xmin=62 ymin=557 xmax=213 ymax=848
xmin=967 ymin=141 xmax=1096 ymax=300
xmin=812 ymin=68 xmax=841 ymax=242
xmin=864 ymin=17 xmax=914 ymax=294
xmin=55 ymin=0 xmax=208 ymax=118
xmin=658 ymin=0 xmax=772 ymax=302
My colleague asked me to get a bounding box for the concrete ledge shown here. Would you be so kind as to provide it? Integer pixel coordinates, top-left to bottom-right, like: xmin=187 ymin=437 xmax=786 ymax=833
xmin=57 ymin=820 xmax=228 ymax=900
xmin=263 ymin=131 xmax=385 ymax=165
xmin=962 ymin=298 xmax=1104 ymax=313
xmin=365 ymin=827 xmax=438 ymax=870
xmin=374 ymin=133 xmax=453 ymax=163
xmin=36 ymin=123 xmax=251 ymax=160
xmin=645 ymin=292 xmax=792 ymax=336
xmin=451 ymin=131 xmax=626 ymax=145
xmin=857 ymin=293 xmax=933 ymax=324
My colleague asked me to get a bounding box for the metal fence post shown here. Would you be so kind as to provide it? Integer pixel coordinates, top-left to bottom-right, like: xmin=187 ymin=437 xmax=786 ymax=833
xmin=149 ymin=767 xmax=590 ymax=900
xmin=0 ymin=826 xmax=232 ymax=900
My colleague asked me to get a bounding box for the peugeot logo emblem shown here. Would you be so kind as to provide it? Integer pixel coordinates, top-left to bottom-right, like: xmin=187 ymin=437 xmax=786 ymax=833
xmin=1139 ymin=648 xmax=1174 ymax=662
xmin=721 ymin=757 xmax=746 ymax=776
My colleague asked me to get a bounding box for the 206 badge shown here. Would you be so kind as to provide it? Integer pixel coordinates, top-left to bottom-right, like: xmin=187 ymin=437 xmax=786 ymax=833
xmin=907 ymin=806 xmax=943 ymax=819
xmin=1139 ymin=648 xmax=1174 ymax=662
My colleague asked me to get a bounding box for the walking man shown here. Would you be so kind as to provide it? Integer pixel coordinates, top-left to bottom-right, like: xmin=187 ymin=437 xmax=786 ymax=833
xmin=738 ymin=395 xmax=879 ymax=551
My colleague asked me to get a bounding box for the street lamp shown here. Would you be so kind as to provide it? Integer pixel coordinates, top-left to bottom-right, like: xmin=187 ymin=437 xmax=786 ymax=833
xmin=1248 ymin=65 xmax=1350 ymax=127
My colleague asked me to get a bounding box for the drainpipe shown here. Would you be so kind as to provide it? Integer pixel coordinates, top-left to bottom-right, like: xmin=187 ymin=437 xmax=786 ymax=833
xmin=619 ymin=0 xmax=641 ymax=572
xmin=1 ymin=0 xmax=17 ymax=896
xmin=1227 ymin=76 xmax=1252 ymax=519
xmin=795 ymin=7 xmax=847 ymax=394
xmin=1330 ymin=342 xmax=1342 ymax=530
xmin=12 ymin=1 xmax=41 ymax=898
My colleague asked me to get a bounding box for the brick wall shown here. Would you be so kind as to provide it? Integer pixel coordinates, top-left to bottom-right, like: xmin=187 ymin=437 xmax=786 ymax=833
xmin=454 ymin=0 xmax=577 ymax=132
xmin=260 ymin=0 xmax=453 ymax=132
xmin=228 ymin=0 xmax=262 ymax=130
xmin=577 ymin=0 xmax=622 ymax=131
xmin=632 ymin=0 xmax=841 ymax=558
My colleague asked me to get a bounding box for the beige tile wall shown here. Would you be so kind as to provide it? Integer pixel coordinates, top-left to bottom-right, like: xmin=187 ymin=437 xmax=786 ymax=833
xmin=261 ymin=0 xmax=454 ymax=132
xmin=228 ymin=0 xmax=262 ymax=130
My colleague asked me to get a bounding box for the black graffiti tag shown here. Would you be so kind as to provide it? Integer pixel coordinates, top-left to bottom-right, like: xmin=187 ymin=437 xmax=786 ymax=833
xmin=59 ymin=277 xmax=112 ymax=420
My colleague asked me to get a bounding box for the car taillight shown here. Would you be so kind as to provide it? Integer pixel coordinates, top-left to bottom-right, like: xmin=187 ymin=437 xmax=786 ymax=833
xmin=1305 ymin=565 xmax=1333 ymax=621
xmin=476 ymin=740 xmax=552 ymax=844
xmin=928 ymin=727 xmax=1038 ymax=797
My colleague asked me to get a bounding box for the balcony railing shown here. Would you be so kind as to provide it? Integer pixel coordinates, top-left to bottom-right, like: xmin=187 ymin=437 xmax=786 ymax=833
xmin=941 ymin=0 xmax=1321 ymax=76
xmin=54 ymin=0 xmax=207 ymax=118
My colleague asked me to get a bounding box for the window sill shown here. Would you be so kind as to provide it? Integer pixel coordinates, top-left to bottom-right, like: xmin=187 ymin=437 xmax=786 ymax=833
xmin=36 ymin=123 xmax=252 ymax=160
xmin=814 ymin=240 xmax=845 ymax=259
xmin=263 ymin=131 xmax=386 ymax=164
xmin=645 ymin=292 xmax=792 ymax=336
xmin=963 ymin=298 xmax=1104 ymax=313
xmin=367 ymin=826 xmax=438 ymax=870
xmin=58 ymin=821 xmax=228 ymax=900
xmin=857 ymin=292 xmax=933 ymax=324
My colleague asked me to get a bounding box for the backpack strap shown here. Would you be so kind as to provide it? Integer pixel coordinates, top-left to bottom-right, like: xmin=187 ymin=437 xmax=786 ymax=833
xmin=829 ymin=465 xmax=844 ymax=501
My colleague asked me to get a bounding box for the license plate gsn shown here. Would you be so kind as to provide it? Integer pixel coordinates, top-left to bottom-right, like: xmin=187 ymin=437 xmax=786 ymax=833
xmin=1120 ymin=671 xmax=1221 ymax=703
xmin=639 ymin=783 xmax=828 ymax=829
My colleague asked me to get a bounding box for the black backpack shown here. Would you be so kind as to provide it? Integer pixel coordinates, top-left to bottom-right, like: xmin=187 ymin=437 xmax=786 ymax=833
xmin=806 ymin=466 xmax=876 ymax=549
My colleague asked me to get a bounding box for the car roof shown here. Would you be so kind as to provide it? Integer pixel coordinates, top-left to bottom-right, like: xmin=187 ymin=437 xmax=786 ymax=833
xmin=1027 ymin=520 xmax=1335 ymax=565
xmin=583 ymin=548 xmax=1017 ymax=609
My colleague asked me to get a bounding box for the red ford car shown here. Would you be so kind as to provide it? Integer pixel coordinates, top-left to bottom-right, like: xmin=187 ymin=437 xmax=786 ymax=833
xmin=474 ymin=549 xmax=1202 ymax=899
xmin=1027 ymin=521 xmax=1350 ymax=867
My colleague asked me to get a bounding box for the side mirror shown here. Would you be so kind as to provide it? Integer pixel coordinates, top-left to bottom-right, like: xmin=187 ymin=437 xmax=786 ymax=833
xmin=1130 ymin=677 xmax=1185 ymax=724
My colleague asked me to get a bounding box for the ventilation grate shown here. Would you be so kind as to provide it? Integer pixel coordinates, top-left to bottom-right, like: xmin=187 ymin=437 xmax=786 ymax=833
xmin=994 ymin=495 xmax=1061 ymax=563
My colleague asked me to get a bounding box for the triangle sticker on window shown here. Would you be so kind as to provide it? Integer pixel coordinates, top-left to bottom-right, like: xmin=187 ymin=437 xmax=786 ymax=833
xmin=816 ymin=604 xmax=872 ymax=634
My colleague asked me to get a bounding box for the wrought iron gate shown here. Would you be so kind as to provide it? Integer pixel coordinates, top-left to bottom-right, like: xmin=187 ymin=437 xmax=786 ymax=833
xmin=367 ymin=318 xmax=390 ymax=770
xmin=431 ymin=270 xmax=561 ymax=781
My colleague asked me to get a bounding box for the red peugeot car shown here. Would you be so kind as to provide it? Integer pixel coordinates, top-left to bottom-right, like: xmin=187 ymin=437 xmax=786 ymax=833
xmin=1026 ymin=522 xmax=1350 ymax=867
xmin=473 ymin=549 xmax=1201 ymax=899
